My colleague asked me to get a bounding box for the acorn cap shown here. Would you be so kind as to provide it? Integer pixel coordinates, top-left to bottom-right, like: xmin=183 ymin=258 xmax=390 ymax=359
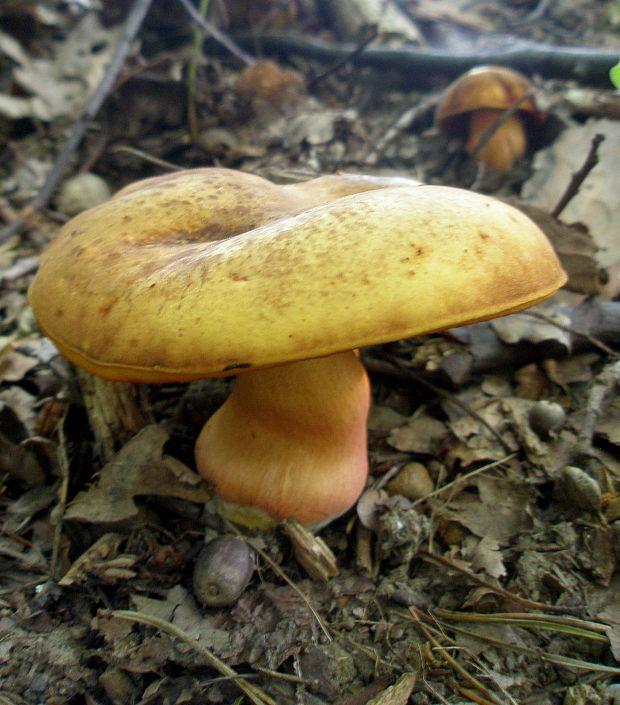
xmin=436 ymin=65 xmax=543 ymax=133
xmin=29 ymin=168 xmax=566 ymax=382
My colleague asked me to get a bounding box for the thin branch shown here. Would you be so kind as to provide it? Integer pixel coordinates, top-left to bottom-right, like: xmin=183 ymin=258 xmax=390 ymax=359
xmin=227 ymin=32 xmax=619 ymax=85
xmin=307 ymin=26 xmax=379 ymax=89
xmin=551 ymin=133 xmax=605 ymax=218
xmin=469 ymin=90 xmax=534 ymax=162
xmin=409 ymin=609 xmax=509 ymax=705
xmin=176 ymin=0 xmax=254 ymax=67
xmin=417 ymin=551 xmax=582 ymax=614
xmin=523 ymin=309 xmax=615 ymax=357
xmin=410 ymin=453 xmax=518 ymax=509
xmin=186 ymin=0 xmax=210 ymax=142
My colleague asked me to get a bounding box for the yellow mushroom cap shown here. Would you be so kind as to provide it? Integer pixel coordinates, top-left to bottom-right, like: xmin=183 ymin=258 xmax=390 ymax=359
xmin=28 ymin=168 xmax=566 ymax=382
xmin=436 ymin=65 xmax=543 ymax=134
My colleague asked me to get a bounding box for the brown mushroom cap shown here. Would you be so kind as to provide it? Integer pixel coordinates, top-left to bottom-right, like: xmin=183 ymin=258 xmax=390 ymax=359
xmin=29 ymin=168 xmax=566 ymax=382
xmin=436 ymin=65 xmax=543 ymax=134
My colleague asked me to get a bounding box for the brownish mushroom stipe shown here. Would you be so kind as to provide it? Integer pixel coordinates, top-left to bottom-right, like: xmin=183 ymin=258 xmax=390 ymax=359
xmin=29 ymin=168 xmax=566 ymax=383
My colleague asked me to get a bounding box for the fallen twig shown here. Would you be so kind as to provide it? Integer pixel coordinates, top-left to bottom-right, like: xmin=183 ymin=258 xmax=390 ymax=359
xmin=551 ymin=133 xmax=605 ymax=218
xmin=411 ymin=607 xmax=620 ymax=676
xmin=469 ymin=90 xmax=535 ymax=163
xmin=417 ymin=551 xmax=581 ymax=614
xmin=409 ymin=609 xmax=509 ymax=705
xmin=364 ymin=94 xmax=437 ymax=165
xmin=228 ymin=32 xmax=619 ymax=85
xmin=307 ymin=26 xmax=378 ymax=88
xmin=409 ymin=454 xmax=518 ymax=509
xmin=49 ymin=416 xmax=70 ymax=581
xmin=176 ymin=0 xmax=254 ymax=67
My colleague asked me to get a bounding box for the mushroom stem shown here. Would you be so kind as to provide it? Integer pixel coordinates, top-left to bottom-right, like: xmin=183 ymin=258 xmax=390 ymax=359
xmin=467 ymin=109 xmax=527 ymax=172
xmin=195 ymin=350 xmax=371 ymax=527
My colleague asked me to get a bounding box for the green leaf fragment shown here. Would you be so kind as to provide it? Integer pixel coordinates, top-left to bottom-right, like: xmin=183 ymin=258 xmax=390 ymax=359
xmin=610 ymin=60 xmax=620 ymax=89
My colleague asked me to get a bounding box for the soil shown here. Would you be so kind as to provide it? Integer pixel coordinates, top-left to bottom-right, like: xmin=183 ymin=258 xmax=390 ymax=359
xmin=1 ymin=2 xmax=620 ymax=704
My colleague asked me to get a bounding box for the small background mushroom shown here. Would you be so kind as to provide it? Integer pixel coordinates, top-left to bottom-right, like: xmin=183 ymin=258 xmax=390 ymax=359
xmin=436 ymin=65 xmax=545 ymax=172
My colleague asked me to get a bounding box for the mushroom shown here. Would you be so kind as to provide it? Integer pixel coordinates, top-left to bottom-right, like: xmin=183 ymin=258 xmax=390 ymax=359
xmin=28 ymin=168 xmax=566 ymax=527
xmin=436 ymin=65 xmax=544 ymax=172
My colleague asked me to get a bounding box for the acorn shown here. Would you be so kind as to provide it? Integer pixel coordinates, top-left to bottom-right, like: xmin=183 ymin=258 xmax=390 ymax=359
xmin=193 ymin=535 xmax=254 ymax=607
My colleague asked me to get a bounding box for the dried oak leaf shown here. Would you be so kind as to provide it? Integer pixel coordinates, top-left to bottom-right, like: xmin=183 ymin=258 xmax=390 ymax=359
xmin=592 ymin=577 xmax=620 ymax=662
xmin=65 ymin=425 xmax=211 ymax=524
xmin=437 ymin=476 xmax=533 ymax=545
xmin=509 ymin=200 xmax=602 ymax=294
xmin=365 ymin=673 xmax=417 ymax=705
xmin=446 ymin=397 xmax=518 ymax=466
xmin=387 ymin=412 xmax=449 ymax=454
xmin=490 ymin=304 xmax=572 ymax=348
xmin=467 ymin=536 xmax=506 ymax=579
xmin=131 ymin=586 xmax=234 ymax=666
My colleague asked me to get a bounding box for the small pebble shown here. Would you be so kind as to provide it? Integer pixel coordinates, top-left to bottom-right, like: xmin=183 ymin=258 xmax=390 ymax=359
xmin=528 ymin=400 xmax=566 ymax=438
xmin=193 ymin=535 xmax=254 ymax=607
xmin=386 ymin=461 xmax=434 ymax=500
xmin=555 ymin=466 xmax=602 ymax=513
xmin=56 ymin=173 xmax=112 ymax=215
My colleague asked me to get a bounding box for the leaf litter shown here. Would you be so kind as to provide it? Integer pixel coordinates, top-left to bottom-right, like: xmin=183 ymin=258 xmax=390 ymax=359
xmin=1 ymin=1 xmax=620 ymax=704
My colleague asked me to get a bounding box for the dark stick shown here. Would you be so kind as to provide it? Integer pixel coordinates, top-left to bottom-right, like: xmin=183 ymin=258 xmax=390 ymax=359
xmin=551 ymin=133 xmax=605 ymax=218
xmin=229 ymin=32 xmax=619 ymax=85
xmin=469 ymin=90 xmax=535 ymax=162
xmin=0 ymin=0 xmax=154 ymax=245
xmin=307 ymin=27 xmax=379 ymax=88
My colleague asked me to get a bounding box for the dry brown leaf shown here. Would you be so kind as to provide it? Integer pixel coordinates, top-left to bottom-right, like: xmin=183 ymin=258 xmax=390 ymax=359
xmin=0 ymin=385 xmax=38 ymax=437
xmin=366 ymin=672 xmax=416 ymax=705
xmin=0 ymin=15 xmax=120 ymax=121
xmin=132 ymin=586 xmax=233 ymax=658
xmin=447 ymin=398 xmax=517 ymax=465
xmin=438 ymin=477 xmax=533 ymax=545
xmin=547 ymin=352 xmax=599 ymax=386
xmin=491 ymin=304 xmax=572 ymax=348
xmin=387 ymin=413 xmax=449 ymax=454
xmin=595 ymin=404 xmax=620 ymax=446
xmin=93 ymin=611 xmax=171 ymax=674
xmin=0 ymin=346 xmax=39 ymax=382
xmin=468 ymin=536 xmax=506 ymax=579
xmin=513 ymin=201 xmax=602 ymax=294
xmin=0 ymin=431 xmax=46 ymax=486
xmin=65 ymin=425 xmax=211 ymax=524
xmin=595 ymin=585 xmax=620 ymax=662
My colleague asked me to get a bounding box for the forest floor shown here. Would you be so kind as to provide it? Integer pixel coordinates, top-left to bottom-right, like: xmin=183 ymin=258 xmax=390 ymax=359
xmin=1 ymin=1 xmax=620 ymax=704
